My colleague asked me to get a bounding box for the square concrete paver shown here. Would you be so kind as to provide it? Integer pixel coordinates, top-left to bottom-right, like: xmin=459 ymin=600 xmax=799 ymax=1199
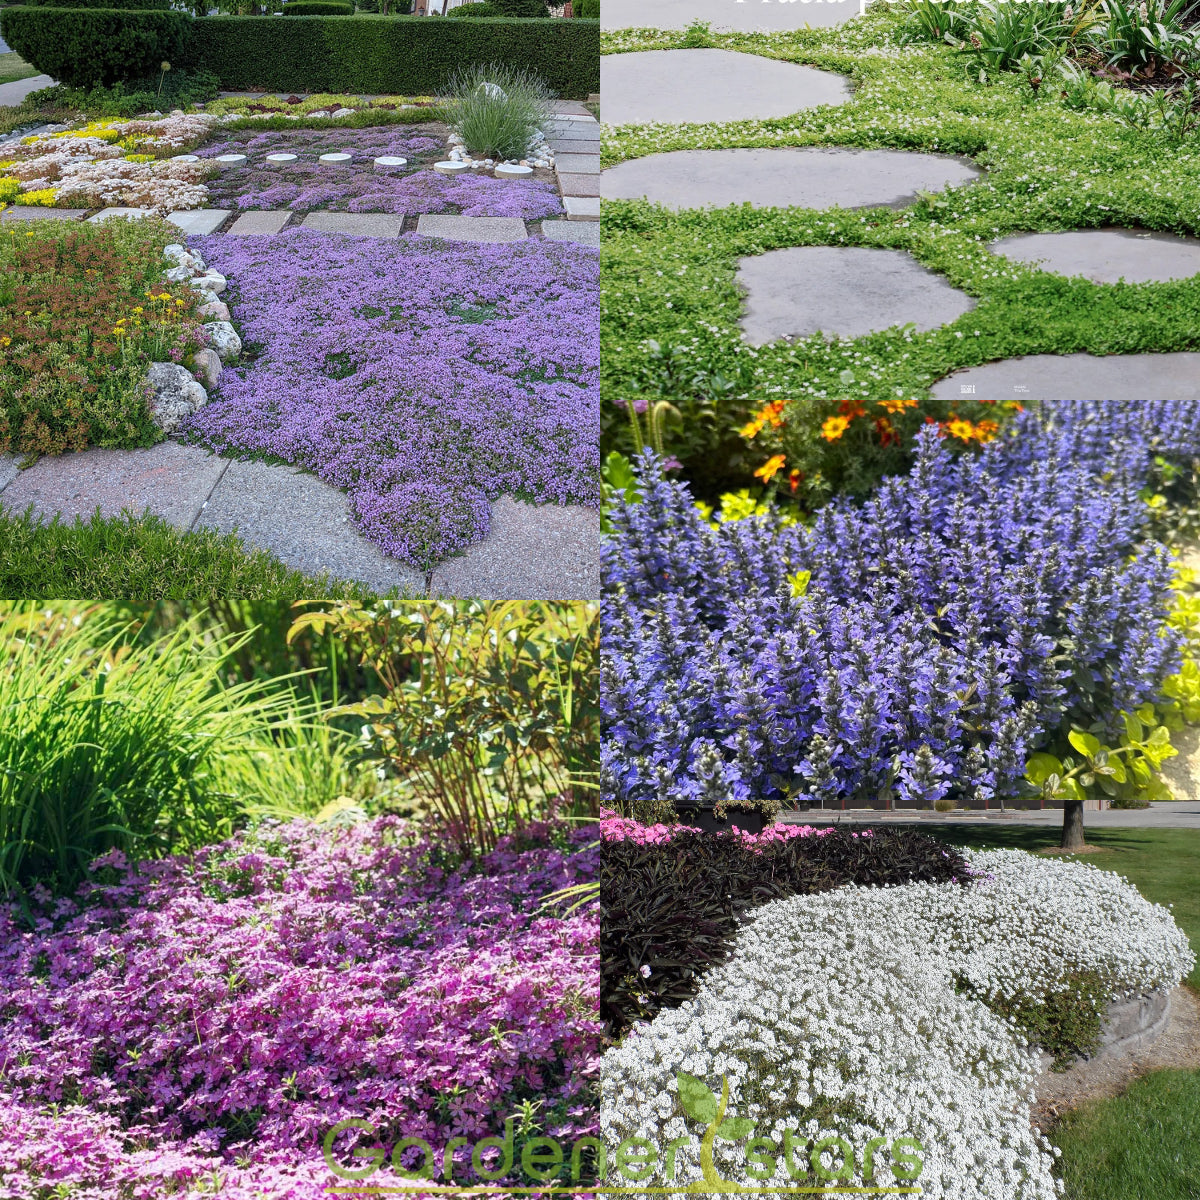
xmin=0 ymin=442 xmax=228 ymax=529
xmin=196 ymin=459 xmax=424 ymax=595
xmin=227 ymin=210 xmax=294 ymax=235
xmin=167 ymin=209 xmax=232 ymax=235
xmin=87 ymin=208 xmax=154 ymax=223
xmin=415 ymin=214 xmax=528 ymax=243
xmin=559 ymin=174 xmax=601 ymax=198
xmin=548 ymin=123 xmax=599 ymax=139
xmin=542 ymin=220 xmax=600 ymax=247
xmin=0 ymin=207 xmax=86 ymax=223
xmin=548 ymin=141 xmax=602 ymax=156
xmin=564 ymin=196 xmax=601 ymax=220
xmin=429 ymin=496 xmax=599 ymax=601
xmin=554 ymin=154 xmax=600 ymax=175
xmin=301 ymin=212 xmax=403 ymax=238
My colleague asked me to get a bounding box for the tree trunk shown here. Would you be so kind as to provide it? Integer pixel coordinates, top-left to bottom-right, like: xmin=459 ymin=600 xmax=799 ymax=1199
xmin=1061 ymin=798 xmax=1086 ymax=852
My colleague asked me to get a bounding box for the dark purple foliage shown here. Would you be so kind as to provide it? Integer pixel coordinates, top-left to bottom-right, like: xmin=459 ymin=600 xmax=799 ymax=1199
xmin=196 ymin=128 xmax=562 ymax=218
xmin=182 ymin=228 xmax=599 ymax=568
xmin=602 ymin=396 xmax=1200 ymax=815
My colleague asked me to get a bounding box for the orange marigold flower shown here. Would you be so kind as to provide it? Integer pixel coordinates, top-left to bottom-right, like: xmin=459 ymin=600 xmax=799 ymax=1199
xmin=875 ymin=416 xmax=899 ymax=447
xmin=943 ymin=417 xmax=977 ymax=442
xmin=754 ymin=454 xmax=787 ymax=483
xmin=788 ymin=468 xmax=802 ymax=494
xmin=878 ymin=395 xmax=919 ymax=415
xmin=822 ymin=415 xmax=851 ymax=441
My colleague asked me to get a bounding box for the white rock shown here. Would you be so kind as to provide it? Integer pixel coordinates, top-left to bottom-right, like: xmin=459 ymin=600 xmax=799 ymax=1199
xmin=192 ymin=347 xmax=222 ymax=392
xmin=163 ymin=264 xmax=194 ymax=285
xmin=163 ymin=243 xmax=188 ymax=263
xmin=190 ymin=272 xmax=227 ymax=296
xmin=309 ymin=110 xmax=330 ymax=119
xmin=146 ymin=362 xmax=207 ymax=434
xmin=205 ymin=320 xmax=242 ymax=363
xmin=197 ymin=298 xmax=230 ymax=323
xmin=331 ymin=107 xmax=355 ymax=118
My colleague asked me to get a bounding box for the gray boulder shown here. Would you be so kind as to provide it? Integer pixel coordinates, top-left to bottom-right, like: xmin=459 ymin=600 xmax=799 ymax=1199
xmin=205 ymin=320 xmax=242 ymax=363
xmin=146 ymin=362 xmax=208 ymax=433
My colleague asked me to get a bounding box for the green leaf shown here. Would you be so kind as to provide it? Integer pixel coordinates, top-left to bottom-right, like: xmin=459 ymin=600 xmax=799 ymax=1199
xmin=676 ymin=1072 xmax=719 ymax=1125
xmin=715 ymin=1116 xmax=756 ymax=1141
xmin=1025 ymin=753 xmax=1062 ymax=786
xmin=1123 ymin=711 xmax=1144 ymax=746
xmin=1068 ymin=730 xmax=1101 ymax=759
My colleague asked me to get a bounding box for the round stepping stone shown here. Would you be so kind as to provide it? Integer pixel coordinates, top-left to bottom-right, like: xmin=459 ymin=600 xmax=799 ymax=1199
xmin=318 ymin=152 xmax=353 ymax=166
xmin=603 ymin=0 xmax=858 ymax=31
xmin=495 ymin=163 xmax=533 ymax=177
xmin=213 ymin=153 xmax=247 ymax=168
xmin=374 ymin=155 xmax=408 ymax=169
xmin=434 ymin=160 xmax=470 ymax=175
xmin=265 ymin=153 xmax=298 ymax=167
xmin=170 ymin=154 xmax=200 ymax=163
xmin=989 ymin=227 xmax=1200 ymax=285
xmin=736 ymin=247 xmax=974 ymax=346
xmin=930 ymin=353 xmax=1200 ymax=405
xmin=601 ymin=147 xmax=982 ymax=212
xmin=601 ymin=49 xmax=850 ymax=126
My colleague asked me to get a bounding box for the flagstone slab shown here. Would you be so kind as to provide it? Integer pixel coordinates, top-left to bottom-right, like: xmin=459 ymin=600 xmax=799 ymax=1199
xmin=0 ymin=442 xmax=228 ymax=529
xmin=0 ymin=455 xmax=18 ymax=495
xmin=195 ymin=459 xmax=424 ymax=595
xmin=558 ymin=173 xmax=601 ymax=198
xmin=429 ymin=496 xmax=599 ymax=601
xmin=301 ymin=212 xmax=403 ymax=238
xmin=989 ymin=228 xmax=1200 ymax=284
xmin=602 ymin=147 xmax=982 ymax=211
xmin=549 ymin=140 xmax=604 ymax=156
xmin=564 ymin=196 xmax=601 ymax=220
xmin=737 ymin=246 xmax=974 ymax=345
xmin=930 ymin=353 xmax=1200 ymax=405
xmin=0 ymin=207 xmax=85 ymax=222
xmin=227 ymin=209 xmax=293 ymax=235
xmin=87 ymin=208 xmax=154 ymax=223
xmin=554 ymin=153 xmax=601 ymax=175
xmin=603 ymin=0 xmax=859 ymax=30
xmin=548 ymin=124 xmax=599 ymax=142
xmin=542 ymin=219 xmax=601 ymax=247
xmin=415 ymin=214 xmax=528 ymax=242
xmin=167 ymin=209 xmax=232 ymax=236
xmin=602 ymin=49 xmax=851 ymax=126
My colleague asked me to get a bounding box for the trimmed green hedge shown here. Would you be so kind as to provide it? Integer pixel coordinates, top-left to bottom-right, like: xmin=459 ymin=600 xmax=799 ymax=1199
xmin=282 ymin=0 xmax=352 ymax=11
xmin=183 ymin=15 xmax=599 ymax=96
xmin=448 ymin=2 xmax=500 ymax=14
xmin=575 ymin=0 xmax=597 ymax=15
xmin=0 ymin=6 xmax=188 ymax=87
xmin=17 ymin=0 xmax=173 ymax=8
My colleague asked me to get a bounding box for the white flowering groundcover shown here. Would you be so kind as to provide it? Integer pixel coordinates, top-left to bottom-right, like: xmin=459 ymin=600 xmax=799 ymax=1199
xmin=601 ymin=850 xmax=1194 ymax=1199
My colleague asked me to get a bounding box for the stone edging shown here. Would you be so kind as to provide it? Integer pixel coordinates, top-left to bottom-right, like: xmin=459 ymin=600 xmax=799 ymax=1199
xmin=1037 ymin=988 xmax=1170 ymax=1072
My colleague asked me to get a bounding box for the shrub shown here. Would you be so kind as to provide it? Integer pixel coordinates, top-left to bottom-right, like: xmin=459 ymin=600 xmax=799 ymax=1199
xmin=602 ymin=393 xmax=1200 ymax=821
xmin=0 ymin=5 xmax=189 ymax=88
xmin=575 ymin=0 xmax=597 ymax=15
xmin=20 ymin=0 xmax=173 ymax=8
xmin=27 ymin=68 xmax=219 ymax=116
xmin=600 ymin=818 xmax=971 ymax=1035
xmin=601 ymin=848 xmax=1193 ymax=1199
xmin=492 ymin=0 xmax=548 ymax=14
xmin=0 ymin=219 xmax=206 ymax=456
xmin=181 ymin=13 xmax=599 ymax=96
xmin=441 ymin=60 xmax=552 ymax=161
xmin=449 ymin=0 xmax=501 ymax=14
xmin=282 ymin=0 xmax=352 ymax=11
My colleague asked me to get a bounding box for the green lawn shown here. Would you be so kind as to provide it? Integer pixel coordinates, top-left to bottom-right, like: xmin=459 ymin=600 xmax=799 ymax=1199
xmin=0 ymin=52 xmax=37 ymax=88
xmin=926 ymin=825 xmax=1200 ymax=990
xmin=0 ymin=506 xmax=402 ymax=601
xmin=1052 ymin=1069 xmax=1200 ymax=1200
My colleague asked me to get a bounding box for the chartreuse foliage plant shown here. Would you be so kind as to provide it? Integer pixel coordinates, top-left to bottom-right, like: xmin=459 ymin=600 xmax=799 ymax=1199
xmin=0 ymin=605 xmax=308 ymax=900
xmin=290 ymin=601 xmax=599 ymax=857
xmin=600 ymin=6 xmax=1200 ymax=501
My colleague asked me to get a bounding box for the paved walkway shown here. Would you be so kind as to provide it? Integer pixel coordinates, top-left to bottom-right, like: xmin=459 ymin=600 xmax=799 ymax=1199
xmin=781 ymin=803 xmax=1200 ymax=828
xmin=0 ymin=73 xmax=53 ymax=108
xmin=0 ymin=444 xmax=599 ymax=599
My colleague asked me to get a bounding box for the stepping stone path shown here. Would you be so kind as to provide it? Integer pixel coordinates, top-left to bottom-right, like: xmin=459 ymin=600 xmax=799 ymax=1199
xmin=228 ymin=210 xmax=293 ymax=235
xmin=601 ymin=49 xmax=851 ymax=126
xmin=930 ymin=352 xmax=1200 ymax=405
xmin=302 ymin=212 xmax=405 ymax=238
xmin=737 ymin=246 xmax=975 ymax=345
xmin=0 ymin=446 xmax=599 ymax=599
xmin=416 ymin=214 xmax=528 ymax=243
xmin=602 ymin=0 xmax=859 ymax=31
xmin=989 ymin=227 xmax=1200 ymax=285
xmin=543 ymin=219 xmax=601 ymax=247
xmin=601 ymin=147 xmax=982 ymax=211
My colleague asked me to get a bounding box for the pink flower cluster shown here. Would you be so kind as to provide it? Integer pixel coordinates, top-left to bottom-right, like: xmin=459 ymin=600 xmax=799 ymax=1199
xmin=0 ymin=819 xmax=599 ymax=1199
xmin=597 ymin=810 xmax=875 ymax=848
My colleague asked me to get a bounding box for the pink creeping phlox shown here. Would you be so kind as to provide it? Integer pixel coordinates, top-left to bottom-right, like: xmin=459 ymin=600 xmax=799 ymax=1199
xmin=0 ymin=818 xmax=599 ymax=1199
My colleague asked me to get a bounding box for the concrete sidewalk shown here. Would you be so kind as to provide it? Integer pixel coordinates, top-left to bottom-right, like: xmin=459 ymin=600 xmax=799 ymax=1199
xmin=781 ymin=802 xmax=1200 ymax=829
xmin=0 ymin=73 xmax=53 ymax=107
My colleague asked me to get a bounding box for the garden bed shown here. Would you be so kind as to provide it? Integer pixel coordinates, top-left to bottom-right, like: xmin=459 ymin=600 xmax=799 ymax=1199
xmin=0 ymin=816 xmax=599 ymax=1197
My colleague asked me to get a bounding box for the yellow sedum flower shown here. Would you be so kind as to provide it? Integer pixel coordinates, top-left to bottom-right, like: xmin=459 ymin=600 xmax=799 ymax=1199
xmin=15 ymin=187 xmax=59 ymax=207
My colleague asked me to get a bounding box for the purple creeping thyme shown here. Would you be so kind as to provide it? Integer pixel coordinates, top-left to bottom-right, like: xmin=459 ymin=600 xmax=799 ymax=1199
xmin=181 ymin=228 xmax=599 ymax=568
xmin=196 ymin=128 xmax=562 ymax=218
xmin=602 ymin=395 xmax=1200 ymax=816
xmin=0 ymin=818 xmax=599 ymax=1199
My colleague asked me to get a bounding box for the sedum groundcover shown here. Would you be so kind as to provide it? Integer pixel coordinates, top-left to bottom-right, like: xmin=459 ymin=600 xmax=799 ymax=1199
xmin=182 ymin=228 xmax=599 ymax=569
xmin=0 ymin=817 xmax=600 ymax=1198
